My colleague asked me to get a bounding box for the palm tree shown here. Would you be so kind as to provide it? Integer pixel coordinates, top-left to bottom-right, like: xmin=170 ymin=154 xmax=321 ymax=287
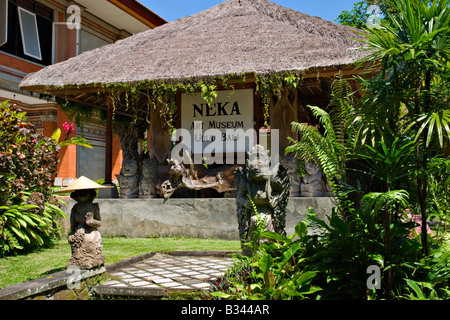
xmin=355 ymin=0 xmax=450 ymax=255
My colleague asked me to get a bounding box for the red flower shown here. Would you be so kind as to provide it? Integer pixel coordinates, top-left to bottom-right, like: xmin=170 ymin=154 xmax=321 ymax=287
xmin=63 ymin=122 xmax=75 ymax=135
xmin=63 ymin=122 xmax=70 ymax=134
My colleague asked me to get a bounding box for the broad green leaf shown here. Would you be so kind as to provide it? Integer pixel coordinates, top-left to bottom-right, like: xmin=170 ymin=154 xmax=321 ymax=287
xmin=278 ymin=241 xmax=303 ymax=270
xmin=51 ymin=128 xmax=61 ymax=142
xmin=59 ymin=137 xmax=92 ymax=149
xmin=10 ymin=226 xmax=30 ymax=244
xmin=258 ymin=252 xmax=274 ymax=274
xmin=405 ymin=279 xmax=425 ymax=299
xmin=294 ymin=221 xmax=308 ymax=239
xmin=260 ymin=231 xmax=290 ymax=244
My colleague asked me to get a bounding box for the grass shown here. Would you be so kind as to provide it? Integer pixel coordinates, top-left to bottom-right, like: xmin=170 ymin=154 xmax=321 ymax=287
xmin=0 ymin=237 xmax=241 ymax=289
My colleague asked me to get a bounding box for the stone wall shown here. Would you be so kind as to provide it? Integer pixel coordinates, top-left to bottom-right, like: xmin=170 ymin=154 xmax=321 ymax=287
xmin=0 ymin=267 xmax=106 ymax=301
xmin=60 ymin=197 xmax=335 ymax=240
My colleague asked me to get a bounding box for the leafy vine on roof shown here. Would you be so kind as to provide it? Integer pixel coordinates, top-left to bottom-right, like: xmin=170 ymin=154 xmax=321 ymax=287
xmin=53 ymin=71 xmax=304 ymax=131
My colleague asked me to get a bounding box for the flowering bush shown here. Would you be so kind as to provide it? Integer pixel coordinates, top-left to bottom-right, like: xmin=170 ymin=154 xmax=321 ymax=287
xmin=0 ymin=101 xmax=59 ymax=205
xmin=0 ymin=101 xmax=65 ymax=255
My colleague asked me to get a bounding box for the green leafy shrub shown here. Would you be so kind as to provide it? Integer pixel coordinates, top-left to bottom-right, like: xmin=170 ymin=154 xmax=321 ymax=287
xmin=0 ymin=196 xmax=65 ymax=255
xmin=402 ymin=238 xmax=450 ymax=300
xmin=210 ymin=210 xmax=321 ymax=300
xmin=426 ymin=156 xmax=450 ymax=238
xmin=0 ymin=101 xmax=65 ymax=256
xmin=0 ymin=101 xmax=59 ymax=204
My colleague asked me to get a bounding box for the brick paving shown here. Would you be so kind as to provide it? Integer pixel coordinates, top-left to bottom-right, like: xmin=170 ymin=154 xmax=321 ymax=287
xmin=94 ymin=253 xmax=235 ymax=297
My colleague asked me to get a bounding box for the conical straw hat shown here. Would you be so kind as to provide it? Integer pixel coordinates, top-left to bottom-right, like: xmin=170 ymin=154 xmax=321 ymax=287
xmin=54 ymin=176 xmax=114 ymax=194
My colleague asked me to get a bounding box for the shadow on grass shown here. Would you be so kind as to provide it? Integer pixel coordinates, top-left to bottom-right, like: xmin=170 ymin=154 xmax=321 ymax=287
xmin=39 ymin=267 xmax=66 ymax=278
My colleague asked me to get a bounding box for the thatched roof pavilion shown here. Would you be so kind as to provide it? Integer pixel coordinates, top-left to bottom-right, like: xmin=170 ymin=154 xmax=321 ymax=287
xmin=19 ymin=0 xmax=369 ymax=195
xmin=20 ymin=0 xmax=366 ymax=103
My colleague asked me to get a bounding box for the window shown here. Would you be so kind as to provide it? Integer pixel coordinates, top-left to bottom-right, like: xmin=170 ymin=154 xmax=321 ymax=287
xmin=18 ymin=7 xmax=41 ymax=60
xmin=0 ymin=0 xmax=53 ymax=65
xmin=0 ymin=0 xmax=6 ymax=47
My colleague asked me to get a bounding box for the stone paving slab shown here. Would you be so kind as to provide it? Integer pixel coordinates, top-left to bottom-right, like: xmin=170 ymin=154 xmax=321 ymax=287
xmin=94 ymin=252 xmax=236 ymax=298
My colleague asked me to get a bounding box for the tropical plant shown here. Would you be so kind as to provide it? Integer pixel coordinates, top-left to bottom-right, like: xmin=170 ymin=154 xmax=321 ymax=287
xmin=287 ymin=73 xmax=356 ymax=190
xmin=355 ymin=137 xmax=416 ymax=192
xmin=210 ymin=219 xmax=320 ymax=300
xmin=354 ymin=0 xmax=450 ymax=255
xmin=0 ymin=101 xmax=59 ymax=205
xmin=335 ymin=0 xmax=403 ymax=29
xmin=403 ymin=279 xmax=450 ymax=300
xmin=301 ymin=190 xmax=423 ymax=300
xmin=426 ymin=156 xmax=450 ymax=239
xmin=0 ymin=101 xmax=67 ymax=256
xmin=0 ymin=195 xmax=66 ymax=256
xmin=287 ymin=74 xmax=362 ymax=219
xmin=402 ymin=237 xmax=450 ymax=300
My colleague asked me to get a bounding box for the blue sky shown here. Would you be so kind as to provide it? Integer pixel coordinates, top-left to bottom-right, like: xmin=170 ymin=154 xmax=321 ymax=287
xmin=140 ymin=0 xmax=358 ymax=23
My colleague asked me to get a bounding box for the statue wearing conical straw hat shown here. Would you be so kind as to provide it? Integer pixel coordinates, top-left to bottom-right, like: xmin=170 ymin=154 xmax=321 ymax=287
xmin=56 ymin=177 xmax=113 ymax=269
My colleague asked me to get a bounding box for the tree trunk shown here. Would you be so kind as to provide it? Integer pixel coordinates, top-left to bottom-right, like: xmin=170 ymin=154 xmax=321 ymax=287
xmin=414 ymin=70 xmax=430 ymax=256
xmin=383 ymin=210 xmax=393 ymax=296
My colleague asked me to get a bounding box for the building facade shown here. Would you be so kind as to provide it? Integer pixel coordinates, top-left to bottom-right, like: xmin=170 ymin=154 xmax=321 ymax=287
xmin=0 ymin=0 xmax=165 ymax=185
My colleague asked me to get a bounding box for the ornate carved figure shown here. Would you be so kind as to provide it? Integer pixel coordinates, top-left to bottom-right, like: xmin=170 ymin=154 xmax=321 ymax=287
xmin=301 ymin=161 xmax=324 ymax=197
xmin=115 ymin=122 xmax=141 ymax=164
xmin=55 ymin=177 xmax=112 ymax=270
xmin=157 ymin=150 xmax=237 ymax=199
xmin=235 ymin=145 xmax=290 ymax=255
xmin=281 ymin=155 xmax=302 ymax=197
xmin=139 ymin=157 xmax=159 ymax=198
xmin=116 ymin=159 xmax=140 ymax=199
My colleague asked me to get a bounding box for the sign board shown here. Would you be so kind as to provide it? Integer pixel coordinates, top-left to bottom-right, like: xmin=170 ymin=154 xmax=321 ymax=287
xmin=0 ymin=0 xmax=7 ymax=47
xmin=181 ymin=89 xmax=254 ymax=155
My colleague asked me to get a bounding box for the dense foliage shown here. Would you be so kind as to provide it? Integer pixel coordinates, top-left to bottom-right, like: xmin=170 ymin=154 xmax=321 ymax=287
xmin=211 ymin=0 xmax=450 ymax=300
xmin=0 ymin=101 xmax=65 ymax=256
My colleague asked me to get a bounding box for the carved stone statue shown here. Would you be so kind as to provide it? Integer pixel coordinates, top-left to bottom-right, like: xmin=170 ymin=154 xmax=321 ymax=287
xmin=139 ymin=157 xmax=159 ymax=198
xmin=116 ymin=159 xmax=140 ymax=199
xmin=301 ymin=161 xmax=324 ymax=197
xmin=281 ymin=155 xmax=301 ymax=197
xmin=235 ymin=145 xmax=290 ymax=255
xmin=55 ymin=176 xmax=112 ymax=270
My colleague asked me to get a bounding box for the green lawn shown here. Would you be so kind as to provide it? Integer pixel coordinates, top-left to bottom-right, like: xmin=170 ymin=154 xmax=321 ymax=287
xmin=0 ymin=237 xmax=241 ymax=289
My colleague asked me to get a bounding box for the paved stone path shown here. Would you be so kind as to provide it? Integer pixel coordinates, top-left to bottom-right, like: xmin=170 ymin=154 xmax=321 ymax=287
xmin=94 ymin=253 xmax=235 ymax=297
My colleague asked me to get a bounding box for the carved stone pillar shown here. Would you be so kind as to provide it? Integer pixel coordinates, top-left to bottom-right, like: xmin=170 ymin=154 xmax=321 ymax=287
xmin=148 ymin=105 xmax=172 ymax=165
xmin=115 ymin=122 xmax=141 ymax=199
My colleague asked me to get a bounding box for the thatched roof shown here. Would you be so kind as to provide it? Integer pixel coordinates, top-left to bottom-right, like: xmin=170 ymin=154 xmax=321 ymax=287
xmin=20 ymin=0 xmax=367 ymax=92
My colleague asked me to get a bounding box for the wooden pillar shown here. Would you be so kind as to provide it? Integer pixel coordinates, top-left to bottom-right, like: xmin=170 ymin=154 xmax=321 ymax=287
xmin=105 ymin=96 xmax=113 ymax=185
xmin=98 ymin=95 xmax=118 ymax=198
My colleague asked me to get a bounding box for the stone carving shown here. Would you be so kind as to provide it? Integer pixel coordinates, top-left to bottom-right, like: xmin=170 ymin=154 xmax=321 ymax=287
xmin=139 ymin=157 xmax=159 ymax=198
xmin=67 ymin=189 xmax=105 ymax=269
xmin=281 ymin=155 xmax=301 ymax=197
xmin=115 ymin=122 xmax=141 ymax=165
xmin=157 ymin=151 xmax=237 ymax=199
xmin=116 ymin=159 xmax=140 ymax=199
xmin=235 ymin=145 xmax=290 ymax=255
xmin=54 ymin=177 xmax=112 ymax=270
xmin=301 ymin=161 xmax=324 ymax=197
